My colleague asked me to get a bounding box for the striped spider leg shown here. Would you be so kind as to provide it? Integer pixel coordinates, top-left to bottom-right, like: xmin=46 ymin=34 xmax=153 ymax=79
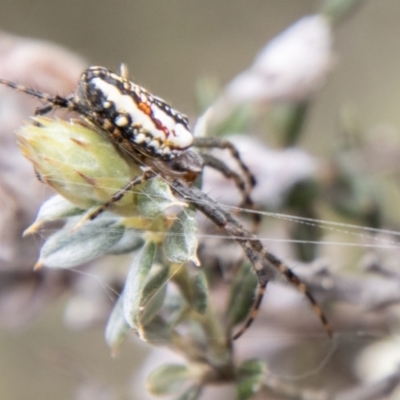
xmin=171 ymin=179 xmax=332 ymax=340
xmin=194 ymin=140 xmax=261 ymax=233
xmin=0 ymin=66 xmax=332 ymax=339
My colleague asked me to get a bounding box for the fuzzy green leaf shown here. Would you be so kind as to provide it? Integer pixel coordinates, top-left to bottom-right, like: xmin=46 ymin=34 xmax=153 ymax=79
xmin=164 ymin=209 xmax=199 ymax=264
xmin=123 ymin=241 xmax=157 ymax=330
xmin=160 ymin=291 xmax=188 ymax=328
xmin=139 ymin=263 xmax=170 ymax=326
xmin=37 ymin=195 xmax=84 ymax=220
xmin=236 ymin=359 xmax=267 ymax=400
xmin=139 ymin=316 xmax=173 ymax=345
xmin=37 ymin=219 xmax=125 ymax=268
xmin=24 ymin=195 xmax=84 ymax=235
xmin=106 ymin=229 xmax=144 ymax=255
xmin=146 ymin=364 xmax=191 ymax=396
xmin=190 ymin=271 xmax=208 ymax=315
xmin=226 ymin=263 xmax=258 ymax=328
xmin=137 ymin=178 xmax=179 ymax=218
xmin=105 ymin=294 xmax=131 ymax=353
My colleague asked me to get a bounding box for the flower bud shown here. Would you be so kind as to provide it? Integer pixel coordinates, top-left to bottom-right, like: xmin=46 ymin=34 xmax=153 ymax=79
xmin=17 ymin=117 xmax=142 ymax=213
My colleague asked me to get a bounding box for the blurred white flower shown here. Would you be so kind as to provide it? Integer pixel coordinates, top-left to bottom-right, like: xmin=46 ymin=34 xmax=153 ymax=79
xmin=225 ymin=15 xmax=333 ymax=104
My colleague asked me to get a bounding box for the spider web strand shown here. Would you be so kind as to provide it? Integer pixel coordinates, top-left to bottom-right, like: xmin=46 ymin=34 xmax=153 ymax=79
xmin=172 ymin=179 xmax=332 ymax=339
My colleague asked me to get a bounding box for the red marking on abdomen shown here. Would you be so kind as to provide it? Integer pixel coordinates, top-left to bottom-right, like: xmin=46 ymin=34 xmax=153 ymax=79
xmin=138 ymin=101 xmax=171 ymax=138
xmin=153 ymin=118 xmax=170 ymax=137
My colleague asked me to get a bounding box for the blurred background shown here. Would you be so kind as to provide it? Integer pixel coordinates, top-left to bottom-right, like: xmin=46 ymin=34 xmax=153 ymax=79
xmin=1 ymin=0 xmax=400 ymax=399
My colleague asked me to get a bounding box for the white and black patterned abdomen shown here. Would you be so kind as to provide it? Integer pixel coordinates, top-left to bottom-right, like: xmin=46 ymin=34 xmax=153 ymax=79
xmin=77 ymin=66 xmax=193 ymax=159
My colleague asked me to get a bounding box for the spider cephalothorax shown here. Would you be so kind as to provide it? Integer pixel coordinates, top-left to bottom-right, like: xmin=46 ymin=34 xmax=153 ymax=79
xmin=0 ymin=65 xmax=332 ymax=339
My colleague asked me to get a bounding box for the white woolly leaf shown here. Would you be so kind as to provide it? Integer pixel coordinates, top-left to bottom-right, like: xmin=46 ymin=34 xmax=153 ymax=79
xmin=137 ymin=179 xmax=179 ymax=218
xmin=164 ymin=210 xmax=199 ymax=264
xmin=123 ymin=241 xmax=156 ymax=330
xmin=37 ymin=195 xmax=84 ymax=220
xmin=37 ymin=219 xmax=125 ymax=268
xmin=139 ymin=263 xmax=170 ymax=326
xmin=105 ymin=294 xmax=131 ymax=354
xmin=106 ymin=229 xmax=144 ymax=255
xmin=24 ymin=195 xmax=84 ymax=235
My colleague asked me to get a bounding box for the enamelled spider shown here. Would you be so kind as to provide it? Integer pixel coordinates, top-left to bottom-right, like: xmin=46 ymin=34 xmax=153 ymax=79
xmin=0 ymin=65 xmax=332 ymax=339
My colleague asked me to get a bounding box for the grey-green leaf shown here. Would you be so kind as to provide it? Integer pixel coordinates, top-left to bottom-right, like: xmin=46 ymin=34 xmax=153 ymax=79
xmin=164 ymin=209 xmax=199 ymax=264
xmin=146 ymin=364 xmax=191 ymax=396
xmin=106 ymin=229 xmax=144 ymax=255
xmin=236 ymin=359 xmax=267 ymax=400
xmin=24 ymin=195 xmax=84 ymax=235
xmin=37 ymin=195 xmax=85 ymax=220
xmin=226 ymin=262 xmax=258 ymax=328
xmin=139 ymin=263 xmax=170 ymax=326
xmin=105 ymin=294 xmax=131 ymax=354
xmin=139 ymin=316 xmax=173 ymax=345
xmin=38 ymin=219 xmax=125 ymax=268
xmin=137 ymin=178 xmax=178 ymax=218
xmin=190 ymin=271 xmax=208 ymax=315
xmin=123 ymin=241 xmax=156 ymax=330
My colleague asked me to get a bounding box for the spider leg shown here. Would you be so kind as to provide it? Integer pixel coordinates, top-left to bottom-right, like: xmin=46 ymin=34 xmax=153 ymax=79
xmin=232 ymin=281 xmax=267 ymax=340
xmin=201 ymin=153 xmax=251 ymax=206
xmin=34 ymin=103 xmax=56 ymax=116
xmin=172 ymin=179 xmax=332 ymax=340
xmin=32 ymin=101 xmax=59 ymax=128
xmin=34 ymin=94 xmax=76 ymax=116
xmin=71 ymin=169 xmax=155 ymax=232
xmin=193 ymin=137 xmax=256 ymax=190
xmin=0 ymin=79 xmax=75 ymax=110
xmin=201 ymin=153 xmax=261 ymax=233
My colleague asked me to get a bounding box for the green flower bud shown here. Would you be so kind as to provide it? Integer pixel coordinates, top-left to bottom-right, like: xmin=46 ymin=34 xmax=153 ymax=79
xmin=17 ymin=117 xmax=141 ymax=213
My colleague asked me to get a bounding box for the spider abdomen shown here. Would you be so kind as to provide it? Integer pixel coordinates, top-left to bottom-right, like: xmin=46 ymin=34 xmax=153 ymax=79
xmin=77 ymin=66 xmax=194 ymax=159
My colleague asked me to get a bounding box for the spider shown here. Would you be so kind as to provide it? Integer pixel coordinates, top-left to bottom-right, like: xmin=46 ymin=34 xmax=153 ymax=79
xmin=0 ymin=65 xmax=332 ymax=340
